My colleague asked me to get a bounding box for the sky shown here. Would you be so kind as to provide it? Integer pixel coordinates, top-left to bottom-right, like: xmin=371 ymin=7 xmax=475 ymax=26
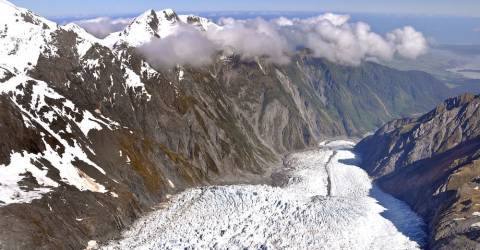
xmin=9 ymin=0 xmax=480 ymax=18
xmin=8 ymin=0 xmax=480 ymax=45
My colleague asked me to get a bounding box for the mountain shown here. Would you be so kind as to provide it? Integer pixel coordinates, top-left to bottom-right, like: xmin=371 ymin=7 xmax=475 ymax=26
xmin=103 ymin=9 xmax=218 ymax=48
xmin=0 ymin=1 xmax=451 ymax=248
xmin=356 ymin=93 xmax=480 ymax=249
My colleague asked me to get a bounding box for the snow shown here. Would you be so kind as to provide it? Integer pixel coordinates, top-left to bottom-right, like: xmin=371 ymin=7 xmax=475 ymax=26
xmin=178 ymin=69 xmax=184 ymax=81
xmin=178 ymin=14 xmax=218 ymax=31
xmin=103 ymin=9 xmax=218 ymax=49
xmin=141 ymin=62 xmax=159 ymax=79
xmin=104 ymin=140 xmax=426 ymax=250
xmin=63 ymin=23 xmax=101 ymax=58
xmin=103 ymin=9 xmax=167 ymax=48
xmin=86 ymin=240 xmax=99 ymax=250
xmin=0 ymin=67 xmax=10 ymax=81
xmin=0 ymin=0 xmax=57 ymax=73
xmin=162 ymin=9 xmax=176 ymax=17
xmin=0 ymin=151 xmax=57 ymax=205
xmin=123 ymin=66 xmax=151 ymax=100
xmin=0 ymin=74 xmax=117 ymax=206
xmin=85 ymin=58 xmax=101 ymax=80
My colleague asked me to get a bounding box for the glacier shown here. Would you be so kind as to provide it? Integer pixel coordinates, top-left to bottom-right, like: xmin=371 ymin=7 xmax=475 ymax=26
xmin=104 ymin=140 xmax=426 ymax=249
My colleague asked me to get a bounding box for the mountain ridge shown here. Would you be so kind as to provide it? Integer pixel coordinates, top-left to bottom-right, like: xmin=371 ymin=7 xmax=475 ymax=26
xmin=356 ymin=93 xmax=480 ymax=249
xmin=0 ymin=1 xmax=453 ymax=248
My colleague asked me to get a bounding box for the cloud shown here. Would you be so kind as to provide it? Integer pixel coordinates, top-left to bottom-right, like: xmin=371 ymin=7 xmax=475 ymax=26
xmin=138 ymin=25 xmax=216 ymax=68
xmin=207 ymin=18 xmax=291 ymax=64
xmin=275 ymin=14 xmax=427 ymax=65
xmin=283 ymin=15 xmax=395 ymax=65
xmin=387 ymin=26 xmax=428 ymax=59
xmin=474 ymin=27 xmax=480 ymax=33
xmin=132 ymin=12 xmax=429 ymax=67
xmin=75 ymin=17 xmax=131 ymax=38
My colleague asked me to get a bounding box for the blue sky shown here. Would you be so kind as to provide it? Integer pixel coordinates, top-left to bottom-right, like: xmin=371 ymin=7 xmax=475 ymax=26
xmin=9 ymin=0 xmax=480 ymax=18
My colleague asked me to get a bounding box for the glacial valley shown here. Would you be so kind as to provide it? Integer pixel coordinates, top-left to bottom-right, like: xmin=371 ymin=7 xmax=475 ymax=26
xmin=104 ymin=141 xmax=427 ymax=250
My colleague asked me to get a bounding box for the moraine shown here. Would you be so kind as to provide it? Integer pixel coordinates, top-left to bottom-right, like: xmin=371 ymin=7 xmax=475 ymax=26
xmin=103 ymin=141 xmax=426 ymax=250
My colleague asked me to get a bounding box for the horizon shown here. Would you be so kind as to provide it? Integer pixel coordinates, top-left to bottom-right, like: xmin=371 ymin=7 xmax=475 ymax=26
xmin=5 ymin=0 xmax=480 ymax=46
xmin=54 ymin=11 xmax=480 ymax=46
xmin=9 ymin=0 xmax=480 ymax=18
xmin=1 ymin=0 xmax=480 ymax=249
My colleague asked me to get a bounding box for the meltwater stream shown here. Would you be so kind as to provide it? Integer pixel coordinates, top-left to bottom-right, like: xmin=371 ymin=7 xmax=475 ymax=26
xmin=104 ymin=140 xmax=426 ymax=250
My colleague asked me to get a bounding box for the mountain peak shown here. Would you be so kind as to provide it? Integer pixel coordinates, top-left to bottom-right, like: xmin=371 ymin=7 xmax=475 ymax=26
xmin=134 ymin=8 xmax=180 ymax=29
xmin=0 ymin=0 xmax=58 ymax=72
xmin=421 ymin=93 xmax=479 ymax=120
xmin=158 ymin=8 xmax=179 ymax=21
xmin=104 ymin=8 xmax=217 ymax=48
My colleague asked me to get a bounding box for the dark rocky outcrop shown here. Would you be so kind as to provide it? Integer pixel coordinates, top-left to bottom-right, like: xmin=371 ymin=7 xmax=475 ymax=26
xmin=0 ymin=2 xmax=454 ymax=249
xmin=356 ymin=93 xmax=480 ymax=249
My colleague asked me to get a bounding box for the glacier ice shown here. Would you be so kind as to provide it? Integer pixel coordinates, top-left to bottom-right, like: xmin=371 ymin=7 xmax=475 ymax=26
xmin=104 ymin=140 xmax=426 ymax=249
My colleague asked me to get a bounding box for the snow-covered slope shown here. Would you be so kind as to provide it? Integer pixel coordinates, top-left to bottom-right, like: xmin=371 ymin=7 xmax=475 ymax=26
xmin=0 ymin=0 xmax=159 ymax=208
xmin=104 ymin=141 xmax=426 ymax=250
xmin=0 ymin=1 xmax=451 ymax=248
xmin=63 ymin=23 xmax=102 ymax=58
xmin=0 ymin=0 xmax=107 ymax=71
xmin=103 ymin=9 xmax=218 ymax=48
xmin=0 ymin=73 xmax=119 ymax=206
xmin=0 ymin=0 xmax=58 ymax=73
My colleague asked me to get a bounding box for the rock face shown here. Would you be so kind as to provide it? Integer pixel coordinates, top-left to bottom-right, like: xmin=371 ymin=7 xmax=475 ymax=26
xmin=0 ymin=1 xmax=451 ymax=248
xmin=356 ymin=93 xmax=480 ymax=249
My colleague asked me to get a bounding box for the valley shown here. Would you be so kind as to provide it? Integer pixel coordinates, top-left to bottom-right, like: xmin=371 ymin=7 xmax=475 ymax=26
xmin=103 ymin=141 xmax=426 ymax=249
xmin=0 ymin=0 xmax=478 ymax=249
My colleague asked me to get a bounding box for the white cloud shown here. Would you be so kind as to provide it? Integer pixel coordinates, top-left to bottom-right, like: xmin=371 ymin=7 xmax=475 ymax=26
xmin=117 ymin=12 xmax=429 ymax=67
xmin=75 ymin=17 xmax=131 ymax=38
xmin=207 ymin=18 xmax=291 ymax=64
xmin=291 ymin=17 xmax=395 ymax=65
xmin=138 ymin=25 xmax=216 ymax=68
xmin=387 ymin=26 xmax=428 ymax=59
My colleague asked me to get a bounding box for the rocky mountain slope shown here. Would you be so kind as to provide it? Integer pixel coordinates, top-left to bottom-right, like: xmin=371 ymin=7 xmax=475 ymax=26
xmin=356 ymin=93 xmax=480 ymax=249
xmin=0 ymin=0 xmax=450 ymax=248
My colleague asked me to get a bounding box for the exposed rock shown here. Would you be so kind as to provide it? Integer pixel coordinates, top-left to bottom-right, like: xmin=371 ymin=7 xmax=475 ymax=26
xmin=0 ymin=1 xmax=453 ymax=248
xmin=356 ymin=93 xmax=480 ymax=249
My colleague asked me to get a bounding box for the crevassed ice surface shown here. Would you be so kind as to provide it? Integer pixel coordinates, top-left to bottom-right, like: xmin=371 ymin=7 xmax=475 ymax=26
xmin=104 ymin=141 xmax=426 ymax=250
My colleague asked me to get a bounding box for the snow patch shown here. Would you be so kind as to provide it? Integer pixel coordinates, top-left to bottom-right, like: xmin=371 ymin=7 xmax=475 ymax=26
xmin=85 ymin=58 xmax=101 ymax=79
xmin=86 ymin=240 xmax=98 ymax=250
xmin=0 ymin=74 xmax=117 ymax=206
xmin=0 ymin=151 xmax=58 ymax=205
xmin=178 ymin=68 xmax=184 ymax=81
xmin=123 ymin=66 xmax=151 ymax=101
xmin=167 ymin=179 xmax=175 ymax=188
